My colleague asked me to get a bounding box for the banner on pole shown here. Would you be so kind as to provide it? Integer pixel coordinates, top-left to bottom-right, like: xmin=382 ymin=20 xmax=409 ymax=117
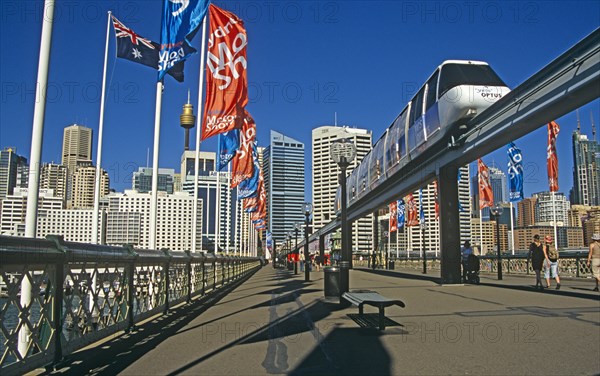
xmin=507 ymin=142 xmax=524 ymax=201
xmin=547 ymin=121 xmax=560 ymax=192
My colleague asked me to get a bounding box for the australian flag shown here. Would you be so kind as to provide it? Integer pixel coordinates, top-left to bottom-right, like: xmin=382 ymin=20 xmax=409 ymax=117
xmin=159 ymin=0 xmax=210 ymax=81
xmin=112 ymin=15 xmax=194 ymax=82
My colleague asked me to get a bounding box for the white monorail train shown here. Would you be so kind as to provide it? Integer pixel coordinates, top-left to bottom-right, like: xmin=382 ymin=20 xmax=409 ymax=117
xmin=334 ymin=60 xmax=510 ymax=213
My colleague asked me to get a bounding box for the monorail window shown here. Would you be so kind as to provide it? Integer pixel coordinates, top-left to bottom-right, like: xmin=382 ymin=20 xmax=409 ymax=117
xmin=425 ymin=70 xmax=439 ymax=110
xmin=438 ymin=63 xmax=505 ymax=98
xmin=408 ymin=87 xmax=425 ymax=128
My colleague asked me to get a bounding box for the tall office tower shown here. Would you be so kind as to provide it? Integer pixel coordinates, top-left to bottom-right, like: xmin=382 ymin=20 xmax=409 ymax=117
xmin=181 ymin=151 xmax=237 ymax=252
xmin=488 ymin=166 xmax=508 ymax=203
xmin=0 ymin=188 xmax=63 ymax=236
xmin=62 ymin=124 xmax=93 ymax=171
xmin=533 ymin=191 xmax=570 ymax=226
xmin=571 ymin=129 xmax=600 ymax=206
xmin=40 ymin=163 xmax=68 ymax=205
xmin=517 ymin=197 xmax=537 ymax=227
xmin=62 ymin=124 xmax=93 ymax=203
xmin=262 ymin=130 xmax=305 ymax=248
xmin=132 ymin=167 xmax=175 ymax=194
xmin=71 ymin=161 xmax=109 ymax=209
xmin=106 ymin=190 xmax=202 ymax=251
xmin=0 ymin=147 xmax=28 ymax=200
xmin=311 ymin=126 xmax=373 ymax=252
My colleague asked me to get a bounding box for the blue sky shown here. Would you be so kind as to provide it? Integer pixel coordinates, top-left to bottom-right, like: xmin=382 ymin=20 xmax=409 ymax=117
xmin=1 ymin=1 xmax=599 ymax=200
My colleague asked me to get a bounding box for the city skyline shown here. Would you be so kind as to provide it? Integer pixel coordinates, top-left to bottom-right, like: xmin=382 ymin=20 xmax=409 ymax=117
xmin=1 ymin=1 xmax=598 ymax=200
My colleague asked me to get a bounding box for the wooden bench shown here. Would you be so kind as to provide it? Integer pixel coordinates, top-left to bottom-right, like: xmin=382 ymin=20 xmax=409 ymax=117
xmin=342 ymin=290 xmax=405 ymax=330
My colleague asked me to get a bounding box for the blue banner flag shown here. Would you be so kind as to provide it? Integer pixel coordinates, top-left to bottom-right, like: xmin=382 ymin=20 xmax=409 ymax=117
xmin=397 ymin=199 xmax=405 ymax=229
xmin=419 ymin=189 xmax=425 ymax=224
xmin=159 ymin=0 xmax=210 ymax=80
xmin=217 ymin=129 xmax=240 ymax=171
xmin=237 ymin=152 xmax=260 ymax=199
xmin=112 ymin=15 xmax=190 ymax=82
xmin=507 ymin=142 xmax=524 ymax=202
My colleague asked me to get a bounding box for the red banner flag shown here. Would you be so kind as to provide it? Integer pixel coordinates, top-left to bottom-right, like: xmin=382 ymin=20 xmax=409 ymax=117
xmin=202 ymin=4 xmax=248 ymax=140
xmin=478 ymin=159 xmax=494 ymax=209
xmin=231 ymin=111 xmax=256 ymax=188
xmin=547 ymin=121 xmax=560 ymax=192
xmin=433 ymin=181 xmax=439 ymax=219
xmin=389 ymin=202 xmax=397 ymax=232
xmin=406 ymin=194 xmax=419 ymax=226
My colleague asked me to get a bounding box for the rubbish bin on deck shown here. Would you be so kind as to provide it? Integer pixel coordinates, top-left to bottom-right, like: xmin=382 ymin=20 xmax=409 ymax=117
xmin=323 ymin=266 xmax=340 ymax=298
xmin=389 ymin=260 xmax=395 ymax=270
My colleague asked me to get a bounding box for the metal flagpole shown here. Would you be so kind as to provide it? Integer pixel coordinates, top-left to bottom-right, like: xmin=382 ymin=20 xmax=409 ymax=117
xmin=479 ymin=209 xmax=484 ymax=253
xmin=149 ymin=81 xmax=163 ymax=250
xmin=192 ymin=18 xmax=208 ymax=253
xmin=92 ymin=11 xmax=112 ymax=245
xmin=216 ymin=170 xmax=221 ymax=253
xmin=21 ymin=0 xmax=55 ymax=357
xmin=552 ymin=191 xmax=558 ymax=245
xmin=510 ymin=202 xmax=515 ymax=254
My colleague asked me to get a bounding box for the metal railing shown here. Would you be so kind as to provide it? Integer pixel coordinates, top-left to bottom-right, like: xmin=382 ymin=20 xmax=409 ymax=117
xmin=378 ymin=253 xmax=595 ymax=279
xmin=0 ymin=235 xmax=262 ymax=376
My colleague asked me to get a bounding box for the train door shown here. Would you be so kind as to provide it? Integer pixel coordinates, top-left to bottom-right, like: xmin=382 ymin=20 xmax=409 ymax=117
xmin=407 ymin=86 xmax=426 ymax=153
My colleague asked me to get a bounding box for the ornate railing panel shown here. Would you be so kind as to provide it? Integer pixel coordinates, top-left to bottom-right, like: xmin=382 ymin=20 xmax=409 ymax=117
xmin=0 ymin=235 xmax=262 ymax=376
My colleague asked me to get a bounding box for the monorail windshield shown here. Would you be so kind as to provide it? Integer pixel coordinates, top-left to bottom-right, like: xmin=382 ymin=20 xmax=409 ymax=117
xmin=438 ymin=63 xmax=506 ymax=98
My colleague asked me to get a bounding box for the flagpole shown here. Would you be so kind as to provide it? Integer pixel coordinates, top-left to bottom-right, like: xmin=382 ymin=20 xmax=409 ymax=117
xmin=509 ymin=202 xmax=515 ymax=254
xmin=478 ymin=209 xmax=483 ymax=253
xmin=192 ymin=17 xmax=208 ymax=252
xmin=20 ymin=0 xmax=55 ymax=358
xmin=92 ymin=11 xmax=111 ymax=245
xmin=552 ymin=191 xmax=558 ymax=245
xmin=149 ymin=81 xmax=163 ymax=250
xmin=216 ymin=170 xmax=221 ymax=253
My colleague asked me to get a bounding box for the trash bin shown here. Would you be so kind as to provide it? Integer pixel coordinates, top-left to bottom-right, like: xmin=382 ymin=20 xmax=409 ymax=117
xmin=388 ymin=260 xmax=395 ymax=270
xmin=324 ymin=266 xmax=340 ymax=298
xmin=287 ymin=262 xmax=294 ymax=271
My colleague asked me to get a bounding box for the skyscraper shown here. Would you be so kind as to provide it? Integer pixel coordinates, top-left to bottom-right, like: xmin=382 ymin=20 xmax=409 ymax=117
xmin=71 ymin=161 xmax=109 ymax=209
xmin=311 ymin=125 xmax=373 ymax=253
xmin=262 ymin=130 xmax=305 ymax=247
xmin=180 ymin=151 xmax=237 ymax=252
xmin=0 ymin=147 xmax=27 ymax=200
xmin=62 ymin=124 xmax=93 ymax=173
xmin=571 ymin=129 xmax=600 ymax=206
xmin=533 ymin=191 xmax=570 ymax=226
xmin=132 ymin=167 xmax=175 ymax=194
xmin=62 ymin=124 xmax=93 ymax=204
xmin=40 ymin=163 xmax=68 ymax=206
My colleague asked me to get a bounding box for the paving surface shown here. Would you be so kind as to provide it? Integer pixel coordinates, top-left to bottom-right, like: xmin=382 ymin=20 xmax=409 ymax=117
xmin=43 ymin=266 xmax=600 ymax=375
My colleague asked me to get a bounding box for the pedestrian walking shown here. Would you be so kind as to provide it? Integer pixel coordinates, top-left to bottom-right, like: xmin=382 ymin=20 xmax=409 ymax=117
xmin=587 ymin=233 xmax=600 ymax=292
xmin=299 ymin=252 xmax=305 ymax=272
xmin=528 ymin=235 xmax=545 ymax=290
xmin=461 ymin=240 xmax=473 ymax=283
xmin=543 ymin=235 xmax=561 ymax=289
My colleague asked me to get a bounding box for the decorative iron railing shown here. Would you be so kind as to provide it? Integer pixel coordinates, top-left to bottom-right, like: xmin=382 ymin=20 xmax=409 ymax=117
xmin=0 ymin=235 xmax=262 ymax=376
xmin=386 ymin=253 xmax=595 ymax=279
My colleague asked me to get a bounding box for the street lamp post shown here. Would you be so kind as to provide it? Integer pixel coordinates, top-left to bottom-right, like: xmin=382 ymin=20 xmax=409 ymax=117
xmin=491 ymin=203 xmax=504 ymax=280
xmin=421 ymin=222 xmax=427 ymax=274
xmin=294 ymin=224 xmax=300 ymax=275
xmin=303 ymin=202 xmax=313 ymax=282
xmin=330 ymin=139 xmax=357 ymax=296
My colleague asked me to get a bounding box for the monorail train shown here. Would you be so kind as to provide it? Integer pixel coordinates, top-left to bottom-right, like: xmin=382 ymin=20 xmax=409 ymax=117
xmin=334 ymin=60 xmax=510 ymax=214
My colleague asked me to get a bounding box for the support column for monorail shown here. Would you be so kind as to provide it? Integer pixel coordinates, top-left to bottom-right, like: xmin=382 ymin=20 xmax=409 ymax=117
xmin=438 ymin=165 xmax=462 ymax=284
xmin=319 ymin=235 xmax=325 ymax=266
xmin=371 ymin=213 xmax=378 ymax=268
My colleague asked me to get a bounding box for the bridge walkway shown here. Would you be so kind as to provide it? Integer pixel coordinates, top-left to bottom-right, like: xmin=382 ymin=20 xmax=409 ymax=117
xmin=38 ymin=266 xmax=600 ymax=375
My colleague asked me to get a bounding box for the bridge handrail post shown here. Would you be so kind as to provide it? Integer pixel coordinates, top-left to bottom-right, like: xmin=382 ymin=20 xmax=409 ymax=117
xmin=185 ymin=250 xmax=192 ymax=303
xmin=161 ymin=249 xmax=172 ymax=314
xmin=45 ymin=235 xmax=67 ymax=368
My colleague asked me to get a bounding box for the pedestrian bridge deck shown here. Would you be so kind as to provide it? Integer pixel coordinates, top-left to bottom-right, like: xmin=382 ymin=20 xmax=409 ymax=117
xmin=39 ymin=267 xmax=600 ymax=375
